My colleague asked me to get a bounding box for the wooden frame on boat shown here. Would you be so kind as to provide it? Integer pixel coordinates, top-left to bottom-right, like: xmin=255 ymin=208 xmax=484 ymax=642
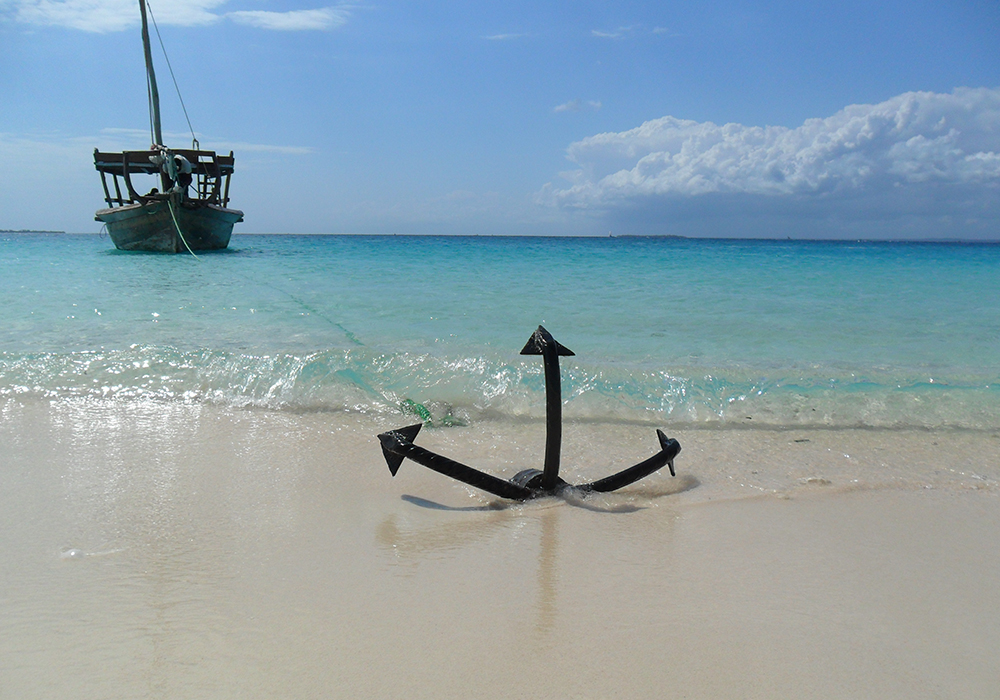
xmin=94 ymin=149 xmax=235 ymax=208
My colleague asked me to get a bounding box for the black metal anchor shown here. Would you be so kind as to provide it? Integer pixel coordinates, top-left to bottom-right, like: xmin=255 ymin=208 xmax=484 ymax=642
xmin=377 ymin=326 xmax=681 ymax=500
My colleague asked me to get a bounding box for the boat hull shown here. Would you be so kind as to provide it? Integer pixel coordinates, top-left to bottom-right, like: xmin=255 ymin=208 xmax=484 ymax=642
xmin=96 ymin=199 xmax=243 ymax=253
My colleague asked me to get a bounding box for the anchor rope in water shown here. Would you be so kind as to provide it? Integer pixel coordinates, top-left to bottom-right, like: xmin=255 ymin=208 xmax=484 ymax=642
xmin=151 ymin=213 xmax=386 ymax=404
xmin=155 ymin=219 xmax=365 ymax=351
xmin=154 ymin=214 xmax=363 ymax=349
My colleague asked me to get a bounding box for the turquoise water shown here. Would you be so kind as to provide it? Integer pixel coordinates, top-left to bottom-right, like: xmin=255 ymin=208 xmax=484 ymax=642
xmin=2 ymin=233 xmax=998 ymax=428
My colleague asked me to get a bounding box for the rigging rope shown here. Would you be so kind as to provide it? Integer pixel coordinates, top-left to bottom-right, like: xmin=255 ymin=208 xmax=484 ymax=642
xmin=145 ymin=0 xmax=199 ymax=149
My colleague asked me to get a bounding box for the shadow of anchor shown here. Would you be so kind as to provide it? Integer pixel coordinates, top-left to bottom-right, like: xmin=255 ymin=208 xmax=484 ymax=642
xmin=377 ymin=325 xmax=682 ymax=501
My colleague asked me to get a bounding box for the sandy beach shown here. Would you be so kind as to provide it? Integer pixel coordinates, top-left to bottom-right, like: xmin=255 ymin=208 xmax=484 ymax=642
xmin=2 ymin=396 xmax=998 ymax=699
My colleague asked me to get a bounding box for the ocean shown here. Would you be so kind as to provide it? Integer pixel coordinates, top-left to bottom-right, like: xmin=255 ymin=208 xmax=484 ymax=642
xmin=3 ymin=233 xmax=1000 ymax=699
xmin=2 ymin=233 xmax=999 ymax=430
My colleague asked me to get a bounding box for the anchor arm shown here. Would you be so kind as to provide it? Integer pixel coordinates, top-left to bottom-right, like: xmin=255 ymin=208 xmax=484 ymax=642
xmin=378 ymin=424 xmax=535 ymax=501
xmin=578 ymin=430 xmax=681 ymax=493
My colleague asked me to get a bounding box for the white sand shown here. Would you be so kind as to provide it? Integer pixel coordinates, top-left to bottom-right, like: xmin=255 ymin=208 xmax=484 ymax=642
xmin=1 ymin=397 xmax=998 ymax=698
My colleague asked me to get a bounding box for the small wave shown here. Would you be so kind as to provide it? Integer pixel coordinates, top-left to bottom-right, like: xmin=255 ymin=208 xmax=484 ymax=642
xmin=2 ymin=346 xmax=998 ymax=430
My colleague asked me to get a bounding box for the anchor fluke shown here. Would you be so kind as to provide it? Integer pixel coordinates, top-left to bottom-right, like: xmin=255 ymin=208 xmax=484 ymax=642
xmin=579 ymin=429 xmax=681 ymax=493
xmin=520 ymin=325 xmax=575 ymax=357
xmin=376 ymin=424 xmax=534 ymax=500
xmin=658 ymin=429 xmax=679 ymax=477
xmin=379 ymin=423 xmax=423 ymax=476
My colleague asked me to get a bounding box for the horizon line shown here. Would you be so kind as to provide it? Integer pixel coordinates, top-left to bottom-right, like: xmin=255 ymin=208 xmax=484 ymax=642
xmin=10 ymin=231 xmax=1000 ymax=244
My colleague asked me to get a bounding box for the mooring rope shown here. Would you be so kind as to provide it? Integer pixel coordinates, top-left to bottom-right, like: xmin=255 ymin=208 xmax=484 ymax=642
xmin=166 ymin=197 xmax=200 ymax=259
xmin=162 ymin=194 xmax=354 ymax=348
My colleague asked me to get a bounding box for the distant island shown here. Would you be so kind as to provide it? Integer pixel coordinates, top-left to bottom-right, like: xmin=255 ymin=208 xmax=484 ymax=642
xmin=1 ymin=229 xmax=66 ymax=233
xmin=611 ymin=234 xmax=687 ymax=238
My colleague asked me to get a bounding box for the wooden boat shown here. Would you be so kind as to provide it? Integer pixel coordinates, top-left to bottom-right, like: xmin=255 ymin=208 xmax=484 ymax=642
xmin=94 ymin=0 xmax=242 ymax=253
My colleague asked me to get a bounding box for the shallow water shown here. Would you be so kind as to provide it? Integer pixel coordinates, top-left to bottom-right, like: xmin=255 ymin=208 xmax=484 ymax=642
xmin=2 ymin=233 xmax=999 ymax=429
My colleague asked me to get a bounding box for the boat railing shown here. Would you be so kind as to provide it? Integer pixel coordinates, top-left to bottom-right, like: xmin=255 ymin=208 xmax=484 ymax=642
xmin=94 ymin=149 xmax=235 ymax=208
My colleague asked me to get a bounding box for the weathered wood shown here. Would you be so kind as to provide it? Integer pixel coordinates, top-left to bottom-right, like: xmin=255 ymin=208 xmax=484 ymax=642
xmin=99 ymin=170 xmax=113 ymax=207
xmin=93 ymin=150 xmax=235 ymax=176
xmin=95 ymin=199 xmax=243 ymax=253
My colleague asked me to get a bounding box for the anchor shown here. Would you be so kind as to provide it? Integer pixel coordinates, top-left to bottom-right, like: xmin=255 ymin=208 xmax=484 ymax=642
xmin=377 ymin=326 xmax=681 ymax=500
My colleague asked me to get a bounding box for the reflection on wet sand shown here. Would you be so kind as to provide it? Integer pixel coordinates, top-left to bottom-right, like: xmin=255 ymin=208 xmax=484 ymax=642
xmin=374 ymin=477 xmax=697 ymax=651
xmin=535 ymin=507 xmax=558 ymax=641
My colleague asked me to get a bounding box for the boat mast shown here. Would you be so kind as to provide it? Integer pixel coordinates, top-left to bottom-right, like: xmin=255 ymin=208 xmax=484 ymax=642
xmin=139 ymin=0 xmax=163 ymax=148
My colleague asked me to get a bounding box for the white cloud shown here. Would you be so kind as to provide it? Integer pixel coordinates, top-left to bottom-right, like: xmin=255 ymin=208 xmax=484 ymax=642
xmin=483 ymin=32 xmax=529 ymax=41
xmin=544 ymin=88 xmax=1000 ymax=222
xmin=553 ymin=99 xmax=601 ymax=113
xmin=6 ymin=0 xmax=350 ymax=32
xmin=591 ymin=26 xmax=632 ymax=39
xmin=10 ymin=0 xmax=224 ymax=31
xmin=228 ymin=7 xmax=347 ymax=31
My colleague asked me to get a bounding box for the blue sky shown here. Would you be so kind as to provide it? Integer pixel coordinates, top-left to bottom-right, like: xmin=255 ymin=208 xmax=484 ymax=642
xmin=1 ymin=0 xmax=998 ymax=237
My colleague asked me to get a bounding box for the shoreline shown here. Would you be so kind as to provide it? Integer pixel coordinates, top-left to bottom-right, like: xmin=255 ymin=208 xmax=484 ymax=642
xmin=2 ymin=395 xmax=999 ymax=503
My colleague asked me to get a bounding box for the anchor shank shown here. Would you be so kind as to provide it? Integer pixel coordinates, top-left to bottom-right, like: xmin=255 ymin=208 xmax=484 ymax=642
xmin=520 ymin=326 xmax=574 ymax=492
xmin=541 ymin=340 xmax=562 ymax=490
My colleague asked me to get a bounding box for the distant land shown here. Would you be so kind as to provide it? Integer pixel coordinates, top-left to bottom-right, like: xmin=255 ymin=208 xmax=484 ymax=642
xmin=1 ymin=229 xmax=66 ymax=234
xmin=612 ymin=234 xmax=687 ymax=238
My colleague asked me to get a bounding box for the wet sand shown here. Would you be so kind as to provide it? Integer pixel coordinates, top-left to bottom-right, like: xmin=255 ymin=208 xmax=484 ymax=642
xmin=1 ymin=398 xmax=999 ymax=698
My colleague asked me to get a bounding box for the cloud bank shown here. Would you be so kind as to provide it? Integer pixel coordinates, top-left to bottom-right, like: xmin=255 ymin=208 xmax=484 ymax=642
xmin=6 ymin=0 xmax=350 ymax=32
xmin=544 ymin=88 xmax=1000 ymax=237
